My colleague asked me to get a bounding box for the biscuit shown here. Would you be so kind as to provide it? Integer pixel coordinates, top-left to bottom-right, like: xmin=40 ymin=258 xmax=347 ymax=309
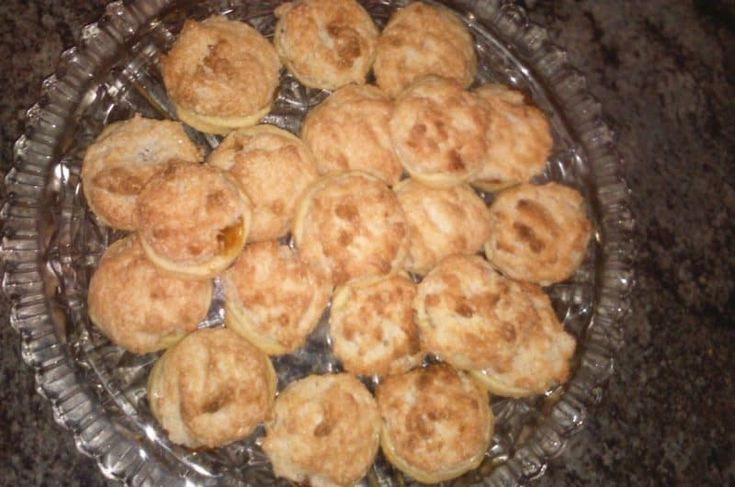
xmin=329 ymin=274 xmax=422 ymax=376
xmin=389 ymin=76 xmax=490 ymax=187
xmin=301 ymin=84 xmax=403 ymax=186
xmin=160 ymin=16 xmax=281 ymax=134
xmin=376 ymin=364 xmax=493 ymax=483
xmin=274 ymin=0 xmax=378 ymax=90
xmin=147 ymin=328 xmax=277 ymax=449
xmin=292 ymin=171 xmax=409 ymax=285
xmin=484 ymin=182 xmax=592 ymax=285
xmin=471 ymin=84 xmax=553 ymax=191
xmin=414 ymin=254 xmax=576 ymax=397
xmin=262 ymin=373 xmax=381 ymax=487
xmin=81 ymin=115 xmax=201 ymax=230
xmin=374 ymin=2 xmax=477 ymax=98
xmin=222 ymin=240 xmax=332 ymax=355
xmin=207 ymin=125 xmax=319 ymax=242
xmin=87 ymin=235 xmax=211 ymax=354
xmin=395 ymin=179 xmax=492 ymax=275
xmin=135 ymin=161 xmax=251 ymax=279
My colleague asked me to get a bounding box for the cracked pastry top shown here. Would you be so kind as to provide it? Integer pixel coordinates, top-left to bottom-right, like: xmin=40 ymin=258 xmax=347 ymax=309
xmin=81 ymin=115 xmax=202 ymax=230
xmin=376 ymin=363 xmax=493 ymax=483
xmin=414 ymin=254 xmax=576 ymax=397
xmin=274 ymin=0 xmax=378 ymax=90
xmin=389 ymin=76 xmax=491 ymax=187
xmin=374 ymin=1 xmax=477 ymax=98
xmin=135 ymin=161 xmax=251 ymax=279
xmin=329 ymin=273 xmax=422 ymax=376
xmin=292 ymin=171 xmax=409 ymax=285
xmin=207 ymin=124 xmax=319 ymax=242
xmin=87 ymin=235 xmax=212 ymax=354
xmin=471 ymin=83 xmax=553 ymax=192
xmin=222 ymin=240 xmax=332 ymax=355
xmin=301 ymin=84 xmax=403 ymax=186
xmin=147 ymin=328 xmax=277 ymax=449
xmin=262 ymin=373 xmax=381 ymax=487
xmin=160 ymin=16 xmax=281 ymax=134
xmin=395 ymin=178 xmax=492 ymax=275
xmin=484 ymin=182 xmax=593 ymax=285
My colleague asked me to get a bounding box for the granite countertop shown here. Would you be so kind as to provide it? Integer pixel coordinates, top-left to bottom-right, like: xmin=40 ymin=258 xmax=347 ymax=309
xmin=1 ymin=0 xmax=733 ymax=486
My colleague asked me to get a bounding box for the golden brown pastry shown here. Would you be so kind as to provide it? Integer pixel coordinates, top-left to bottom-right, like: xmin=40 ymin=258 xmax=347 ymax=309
xmin=262 ymin=373 xmax=381 ymax=487
xmin=81 ymin=115 xmax=201 ymax=230
xmin=207 ymin=124 xmax=319 ymax=242
xmin=147 ymin=328 xmax=277 ymax=449
xmin=222 ymin=240 xmax=332 ymax=355
xmin=414 ymin=254 xmax=576 ymax=397
xmin=394 ymin=178 xmax=492 ymax=275
xmin=87 ymin=235 xmax=211 ymax=354
xmin=160 ymin=16 xmax=281 ymax=134
xmin=329 ymin=274 xmax=422 ymax=376
xmin=471 ymin=84 xmax=553 ymax=191
xmin=292 ymin=171 xmax=409 ymax=285
xmin=374 ymin=1 xmax=477 ymax=98
xmin=484 ymin=182 xmax=593 ymax=285
xmin=301 ymin=84 xmax=403 ymax=186
xmin=274 ymin=0 xmax=378 ymax=90
xmin=135 ymin=161 xmax=251 ymax=279
xmin=376 ymin=364 xmax=493 ymax=483
xmin=389 ymin=76 xmax=490 ymax=187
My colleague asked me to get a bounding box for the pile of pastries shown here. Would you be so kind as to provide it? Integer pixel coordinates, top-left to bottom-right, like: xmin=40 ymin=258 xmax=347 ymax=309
xmin=81 ymin=0 xmax=593 ymax=485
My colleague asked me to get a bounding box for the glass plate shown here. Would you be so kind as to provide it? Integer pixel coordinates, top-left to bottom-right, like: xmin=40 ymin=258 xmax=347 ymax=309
xmin=1 ymin=0 xmax=634 ymax=485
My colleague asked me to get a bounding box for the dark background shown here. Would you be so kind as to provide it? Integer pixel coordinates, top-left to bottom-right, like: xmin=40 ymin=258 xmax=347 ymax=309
xmin=1 ymin=1 xmax=733 ymax=485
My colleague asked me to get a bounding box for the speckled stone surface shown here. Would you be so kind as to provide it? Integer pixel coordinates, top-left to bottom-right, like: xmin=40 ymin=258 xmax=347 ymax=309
xmin=1 ymin=1 xmax=733 ymax=486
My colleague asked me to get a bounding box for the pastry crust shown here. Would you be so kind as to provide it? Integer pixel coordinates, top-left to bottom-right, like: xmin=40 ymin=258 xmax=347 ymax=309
xmin=81 ymin=115 xmax=202 ymax=230
xmin=394 ymin=178 xmax=492 ymax=275
xmin=160 ymin=16 xmax=281 ymax=134
xmin=292 ymin=171 xmax=409 ymax=285
xmin=207 ymin=124 xmax=319 ymax=242
xmin=329 ymin=274 xmax=422 ymax=376
xmin=376 ymin=364 xmax=493 ymax=483
xmin=87 ymin=236 xmax=211 ymax=354
xmin=147 ymin=328 xmax=277 ymax=449
xmin=135 ymin=161 xmax=251 ymax=279
xmin=222 ymin=240 xmax=332 ymax=355
xmin=262 ymin=373 xmax=381 ymax=487
xmin=374 ymin=1 xmax=477 ymax=98
xmin=302 ymin=84 xmax=403 ymax=186
xmin=274 ymin=0 xmax=378 ymax=90
xmin=484 ymin=182 xmax=592 ymax=285
xmin=471 ymin=84 xmax=553 ymax=191
xmin=389 ymin=76 xmax=490 ymax=187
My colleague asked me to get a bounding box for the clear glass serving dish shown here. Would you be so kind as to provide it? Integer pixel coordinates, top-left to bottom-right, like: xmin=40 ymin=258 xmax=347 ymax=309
xmin=1 ymin=0 xmax=634 ymax=485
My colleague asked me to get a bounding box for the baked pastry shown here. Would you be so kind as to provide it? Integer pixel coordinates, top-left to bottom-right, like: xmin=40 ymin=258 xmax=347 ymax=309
xmin=389 ymin=76 xmax=490 ymax=187
xmin=222 ymin=240 xmax=332 ymax=355
xmin=87 ymin=235 xmax=211 ymax=354
xmin=207 ymin=124 xmax=319 ymax=242
xmin=376 ymin=364 xmax=493 ymax=483
xmin=414 ymin=254 xmax=576 ymax=397
xmin=484 ymin=182 xmax=592 ymax=285
xmin=394 ymin=179 xmax=492 ymax=275
xmin=301 ymin=84 xmax=403 ymax=186
xmin=273 ymin=0 xmax=378 ymax=90
xmin=471 ymin=84 xmax=553 ymax=191
xmin=147 ymin=328 xmax=277 ymax=449
xmin=329 ymin=274 xmax=422 ymax=376
xmin=262 ymin=373 xmax=381 ymax=487
xmin=374 ymin=2 xmax=477 ymax=98
xmin=292 ymin=171 xmax=409 ymax=285
xmin=135 ymin=161 xmax=251 ymax=279
xmin=81 ymin=115 xmax=202 ymax=230
xmin=160 ymin=16 xmax=281 ymax=134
